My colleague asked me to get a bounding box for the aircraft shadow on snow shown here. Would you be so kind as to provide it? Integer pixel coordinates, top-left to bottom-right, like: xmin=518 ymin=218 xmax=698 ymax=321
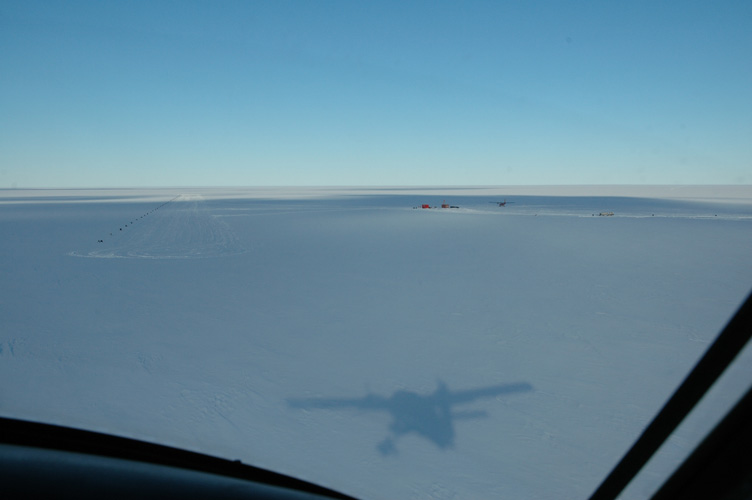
xmin=287 ymin=381 xmax=533 ymax=455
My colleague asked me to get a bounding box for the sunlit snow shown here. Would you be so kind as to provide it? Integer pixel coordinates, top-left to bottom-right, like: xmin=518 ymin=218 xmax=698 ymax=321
xmin=1 ymin=186 xmax=751 ymax=499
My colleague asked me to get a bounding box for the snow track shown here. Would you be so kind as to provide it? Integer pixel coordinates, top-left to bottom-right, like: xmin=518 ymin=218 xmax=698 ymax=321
xmin=70 ymin=194 xmax=245 ymax=259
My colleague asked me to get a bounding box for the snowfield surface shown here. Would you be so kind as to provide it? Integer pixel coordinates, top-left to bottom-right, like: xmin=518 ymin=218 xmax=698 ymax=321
xmin=1 ymin=186 xmax=751 ymax=499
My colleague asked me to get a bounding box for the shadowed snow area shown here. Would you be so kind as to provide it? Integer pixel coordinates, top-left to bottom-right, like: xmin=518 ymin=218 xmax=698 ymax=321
xmin=1 ymin=187 xmax=751 ymax=500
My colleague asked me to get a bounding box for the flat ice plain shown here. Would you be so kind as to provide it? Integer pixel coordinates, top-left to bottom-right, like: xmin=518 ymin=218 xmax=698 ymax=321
xmin=2 ymin=186 xmax=751 ymax=499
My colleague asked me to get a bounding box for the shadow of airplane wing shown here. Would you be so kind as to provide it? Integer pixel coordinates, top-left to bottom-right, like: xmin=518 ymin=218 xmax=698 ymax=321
xmin=445 ymin=382 xmax=533 ymax=405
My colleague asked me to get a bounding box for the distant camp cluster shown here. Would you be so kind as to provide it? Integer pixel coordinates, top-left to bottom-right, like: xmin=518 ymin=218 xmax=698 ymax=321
xmin=413 ymin=200 xmax=461 ymax=209
xmin=96 ymin=196 xmax=179 ymax=243
xmin=413 ymin=200 xmax=514 ymax=209
xmin=412 ymin=199 xmax=626 ymax=217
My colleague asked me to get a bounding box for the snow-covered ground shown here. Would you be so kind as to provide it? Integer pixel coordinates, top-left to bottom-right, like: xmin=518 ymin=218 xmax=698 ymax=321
xmin=1 ymin=186 xmax=751 ymax=499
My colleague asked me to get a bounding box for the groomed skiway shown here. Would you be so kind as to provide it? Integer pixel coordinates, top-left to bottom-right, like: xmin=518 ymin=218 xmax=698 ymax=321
xmin=69 ymin=194 xmax=246 ymax=259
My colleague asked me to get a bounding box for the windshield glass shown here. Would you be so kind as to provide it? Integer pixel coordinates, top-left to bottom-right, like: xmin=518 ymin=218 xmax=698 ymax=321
xmin=2 ymin=2 xmax=751 ymax=499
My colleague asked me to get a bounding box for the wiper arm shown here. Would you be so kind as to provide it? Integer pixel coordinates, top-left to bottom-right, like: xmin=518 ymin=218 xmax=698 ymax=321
xmin=589 ymin=291 xmax=752 ymax=500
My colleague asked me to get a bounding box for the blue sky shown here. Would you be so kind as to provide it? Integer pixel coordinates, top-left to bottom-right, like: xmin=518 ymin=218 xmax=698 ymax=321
xmin=1 ymin=0 xmax=750 ymax=187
